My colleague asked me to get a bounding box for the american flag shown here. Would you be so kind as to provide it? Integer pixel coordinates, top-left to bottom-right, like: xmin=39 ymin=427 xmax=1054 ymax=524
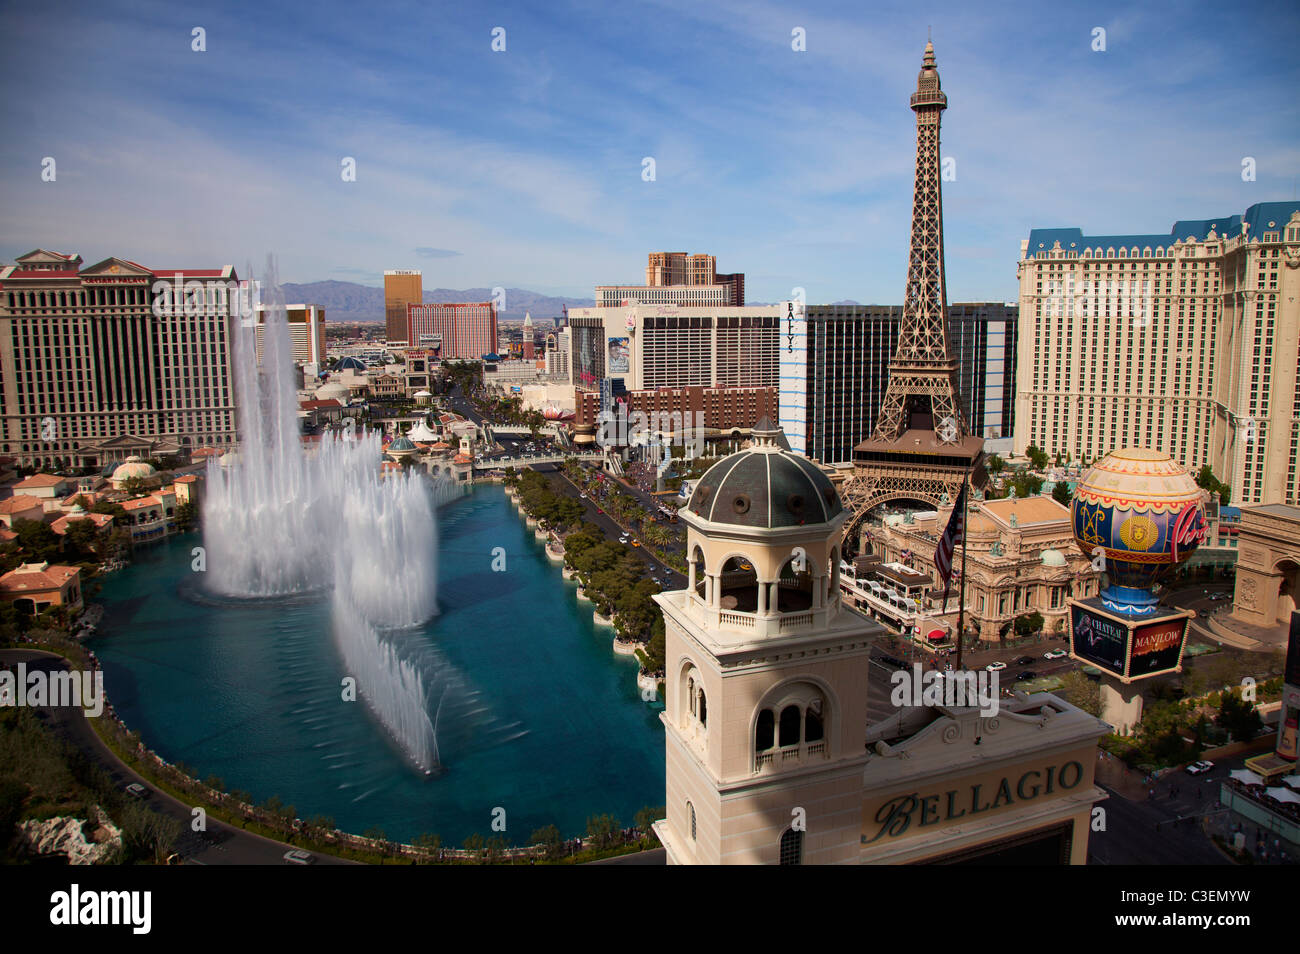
xmin=933 ymin=484 xmax=968 ymax=592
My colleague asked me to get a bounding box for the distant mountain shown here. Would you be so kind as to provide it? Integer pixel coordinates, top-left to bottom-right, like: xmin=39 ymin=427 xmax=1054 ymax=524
xmin=279 ymin=280 xmax=593 ymax=322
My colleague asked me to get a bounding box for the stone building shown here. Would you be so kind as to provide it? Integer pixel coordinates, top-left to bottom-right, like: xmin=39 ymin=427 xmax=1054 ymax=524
xmin=872 ymin=495 xmax=1098 ymax=644
xmin=652 ymin=419 xmax=1108 ymax=863
xmin=1229 ymin=503 xmax=1300 ymax=629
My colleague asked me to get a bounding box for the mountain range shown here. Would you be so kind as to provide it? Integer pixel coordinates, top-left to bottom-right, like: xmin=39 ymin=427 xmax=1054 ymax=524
xmin=279 ymin=281 xmax=594 ymax=323
xmin=278 ymin=280 xmax=866 ymax=322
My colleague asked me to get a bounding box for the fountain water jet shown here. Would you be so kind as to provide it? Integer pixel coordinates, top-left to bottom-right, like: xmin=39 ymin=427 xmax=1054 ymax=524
xmin=202 ymin=260 xmax=444 ymax=772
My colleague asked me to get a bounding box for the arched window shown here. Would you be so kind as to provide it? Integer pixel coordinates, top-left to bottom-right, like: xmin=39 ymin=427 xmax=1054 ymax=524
xmin=779 ymin=705 xmax=802 ymax=746
xmin=755 ymin=709 xmax=775 ymax=751
xmin=697 ymin=690 xmax=707 ymax=727
xmin=779 ymin=828 xmax=803 ymax=865
xmin=688 ymin=801 xmax=697 ymax=841
xmin=805 ymin=702 xmax=824 ymax=743
xmin=688 ymin=676 xmax=696 ymax=717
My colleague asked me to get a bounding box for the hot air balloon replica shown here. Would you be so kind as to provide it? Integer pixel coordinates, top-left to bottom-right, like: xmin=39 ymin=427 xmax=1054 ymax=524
xmin=1068 ymin=448 xmax=1209 ymax=734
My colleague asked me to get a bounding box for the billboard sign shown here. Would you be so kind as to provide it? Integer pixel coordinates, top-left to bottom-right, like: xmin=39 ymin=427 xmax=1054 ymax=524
xmin=1128 ymin=617 xmax=1186 ymax=678
xmin=607 ymin=336 xmax=629 ymax=375
xmin=1069 ymin=604 xmax=1127 ymax=677
xmin=1069 ymin=601 xmax=1190 ymax=681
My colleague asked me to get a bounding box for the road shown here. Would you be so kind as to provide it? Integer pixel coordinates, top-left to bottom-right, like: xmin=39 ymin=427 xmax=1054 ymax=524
xmin=536 ymin=464 xmax=687 ymax=589
xmin=2 ymin=648 xmax=355 ymax=865
xmin=1087 ymin=755 xmax=1235 ymax=865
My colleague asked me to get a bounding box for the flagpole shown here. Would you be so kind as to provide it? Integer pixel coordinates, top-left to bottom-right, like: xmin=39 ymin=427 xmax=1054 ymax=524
xmin=955 ymin=460 xmax=973 ymax=672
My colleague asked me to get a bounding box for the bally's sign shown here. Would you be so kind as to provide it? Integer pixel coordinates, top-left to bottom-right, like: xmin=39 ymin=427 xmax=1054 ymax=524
xmin=861 ymin=761 xmax=1085 ymax=845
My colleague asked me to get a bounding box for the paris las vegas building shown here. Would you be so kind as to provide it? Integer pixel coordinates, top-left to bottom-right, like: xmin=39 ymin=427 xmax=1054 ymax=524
xmin=0 ymin=249 xmax=242 ymax=469
xmin=652 ymin=43 xmax=1108 ymax=865
xmin=1015 ymin=202 xmax=1300 ymax=505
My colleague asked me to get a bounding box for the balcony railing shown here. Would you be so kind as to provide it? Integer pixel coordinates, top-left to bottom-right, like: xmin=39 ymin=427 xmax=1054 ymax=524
xmin=753 ymin=740 xmax=829 ymax=774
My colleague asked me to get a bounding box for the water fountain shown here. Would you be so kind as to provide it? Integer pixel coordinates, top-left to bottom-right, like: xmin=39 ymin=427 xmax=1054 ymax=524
xmin=203 ymin=263 xmax=444 ymax=773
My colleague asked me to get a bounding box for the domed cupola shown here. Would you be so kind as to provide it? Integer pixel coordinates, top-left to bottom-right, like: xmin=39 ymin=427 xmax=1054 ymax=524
xmin=688 ymin=418 xmax=843 ymax=530
xmin=679 ymin=419 xmax=849 ymax=641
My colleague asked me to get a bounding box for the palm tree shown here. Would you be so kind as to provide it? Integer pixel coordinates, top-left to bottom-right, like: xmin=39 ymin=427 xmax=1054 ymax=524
xmin=643 ymin=523 xmax=671 ymax=549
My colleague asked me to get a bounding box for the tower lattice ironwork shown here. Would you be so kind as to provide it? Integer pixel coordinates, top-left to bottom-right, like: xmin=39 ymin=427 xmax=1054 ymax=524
xmin=840 ymin=41 xmax=984 ymax=544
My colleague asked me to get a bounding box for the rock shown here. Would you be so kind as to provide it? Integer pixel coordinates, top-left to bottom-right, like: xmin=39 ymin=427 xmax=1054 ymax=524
xmin=17 ymin=805 xmax=122 ymax=864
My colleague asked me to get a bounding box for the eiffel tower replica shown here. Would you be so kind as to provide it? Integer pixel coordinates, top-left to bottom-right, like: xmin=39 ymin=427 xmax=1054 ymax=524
xmin=840 ymin=40 xmax=985 ymax=545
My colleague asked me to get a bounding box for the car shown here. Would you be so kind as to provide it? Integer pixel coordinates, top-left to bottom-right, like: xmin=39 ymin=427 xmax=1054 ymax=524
xmin=1185 ymin=760 xmax=1215 ymax=775
xmin=597 ymin=508 xmax=604 ymax=514
xmin=580 ymin=493 xmax=587 ymax=499
xmin=1043 ymin=649 xmax=1067 ymax=660
xmin=985 ymin=661 xmax=1007 ymax=672
xmin=283 ymin=849 xmax=315 ymax=865
xmin=632 ymin=541 xmax=641 ymax=547
xmin=1014 ymin=655 xmax=1037 ymax=666
xmin=124 ymin=782 xmax=148 ymax=799
xmin=1015 ymin=670 xmax=1036 ymax=682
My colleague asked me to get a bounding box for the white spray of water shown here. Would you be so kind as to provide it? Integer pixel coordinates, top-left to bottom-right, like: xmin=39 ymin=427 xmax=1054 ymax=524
xmin=202 ymin=263 xmax=442 ymax=771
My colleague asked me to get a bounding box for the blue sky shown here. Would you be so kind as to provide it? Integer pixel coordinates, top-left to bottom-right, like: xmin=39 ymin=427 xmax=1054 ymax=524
xmin=1 ymin=0 xmax=1297 ymax=305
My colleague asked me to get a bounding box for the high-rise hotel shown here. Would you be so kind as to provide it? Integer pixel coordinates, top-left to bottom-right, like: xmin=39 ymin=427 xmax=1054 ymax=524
xmin=596 ymin=252 xmax=744 ymax=308
xmin=406 ymin=301 xmax=498 ymax=360
xmin=778 ymin=302 xmax=1017 ymax=465
xmin=1015 ymin=202 xmax=1300 ymax=505
xmin=383 ymin=269 xmax=422 ymax=345
xmin=0 ymin=248 xmax=240 ymax=469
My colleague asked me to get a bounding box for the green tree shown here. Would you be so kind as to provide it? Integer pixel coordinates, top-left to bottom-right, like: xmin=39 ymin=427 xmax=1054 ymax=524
xmin=1195 ymin=465 xmax=1231 ymax=505
xmin=63 ymin=519 xmax=103 ymax=561
xmin=1216 ymin=691 xmax=1263 ymax=742
xmin=12 ymin=518 xmax=62 ymax=563
xmin=986 ymin=453 xmax=1005 ymax=475
xmin=90 ymin=500 xmax=127 ymax=520
xmin=1013 ymin=611 xmax=1044 ymax=638
xmin=529 ymin=824 xmax=564 ymax=861
xmin=174 ymin=500 xmax=199 ymax=532
xmin=585 ymin=813 xmax=619 ymax=850
xmin=1025 ymin=445 xmax=1050 ymax=471
xmin=634 ymin=805 xmax=664 ymax=843
xmin=1055 ymin=671 xmax=1101 ymax=717
xmin=1051 ymin=482 xmax=1073 ymax=507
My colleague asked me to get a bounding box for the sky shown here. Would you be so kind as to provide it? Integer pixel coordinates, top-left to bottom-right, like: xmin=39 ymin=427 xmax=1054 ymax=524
xmin=1 ymin=0 xmax=1297 ymax=305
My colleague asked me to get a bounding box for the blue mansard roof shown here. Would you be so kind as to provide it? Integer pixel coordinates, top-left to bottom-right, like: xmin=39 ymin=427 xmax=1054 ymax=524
xmin=1025 ymin=201 xmax=1300 ymax=257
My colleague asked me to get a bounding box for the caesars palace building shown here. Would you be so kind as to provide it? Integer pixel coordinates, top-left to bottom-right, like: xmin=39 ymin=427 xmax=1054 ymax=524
xmin=652 ymin=422 xmax=1110 ymax=864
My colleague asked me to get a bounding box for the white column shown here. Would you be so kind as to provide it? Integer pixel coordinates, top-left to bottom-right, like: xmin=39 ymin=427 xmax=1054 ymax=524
xmin=757 ymin=580 xmax=767 ymax=615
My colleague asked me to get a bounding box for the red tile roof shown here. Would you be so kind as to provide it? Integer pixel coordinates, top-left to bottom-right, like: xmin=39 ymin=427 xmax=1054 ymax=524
xmin=0 ymin=563 xmax=80 ymax=593
xmin=14 ymin=473 xmax=68 ymax=489
xmin=51 ymin=512 xmax=114 ymax=535
xmin=119 ymin=496 xmax=162 ymax=512
xmin=0 ymin=495 xmax=44 ymax=514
